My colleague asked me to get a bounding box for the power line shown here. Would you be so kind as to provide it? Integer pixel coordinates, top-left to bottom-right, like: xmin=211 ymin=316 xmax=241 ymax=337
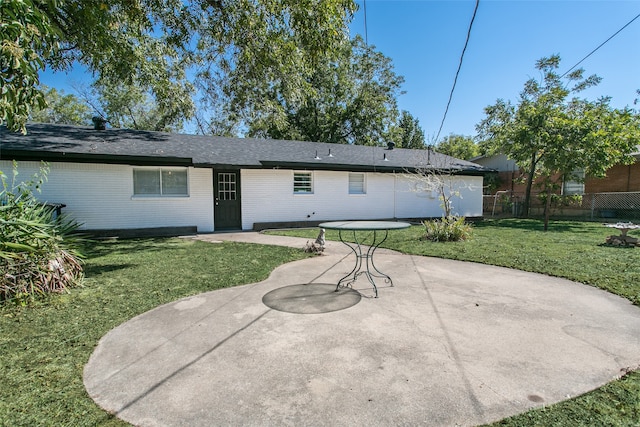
xmin=363 ymin=0 xmax=368 ymax=45
xmin=561 ymin=12 xmax=640 ymax=78
xmin=435 ymin=0 xmax=480 ymax=143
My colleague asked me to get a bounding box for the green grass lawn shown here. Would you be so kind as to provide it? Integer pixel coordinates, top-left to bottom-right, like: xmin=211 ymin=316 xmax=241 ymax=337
xmin=1 ymin=219 xmax=638 ymax=426
xmin=0 ymin=238 xmax=309 ymax=427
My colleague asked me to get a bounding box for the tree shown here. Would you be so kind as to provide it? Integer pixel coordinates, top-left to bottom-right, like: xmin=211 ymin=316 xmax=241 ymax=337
xmin=392 ymin=111 xmax=426 ymax=149
xmin=435 ymin=134 xmax=479 ymax=160
xmin=87 ymin=79 xmax=192 ymax=132
xmin=245 ymin=36 xmax=405 ymax=145
xmin=1 ymin=0 xmax=357 ymax=133
xmin=1 ymin=1 xmax=56 ymax=132
xmin=477 ymin=55 xmax=640 ymax=229
xmin=29 ymin=86 xmax=92 ymax=126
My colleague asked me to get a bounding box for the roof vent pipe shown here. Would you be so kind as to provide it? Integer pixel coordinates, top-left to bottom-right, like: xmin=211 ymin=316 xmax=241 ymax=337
xmin=387 ymin=142 xmax=395 ymax=150
xmin=92 ymin=116 xmax=107 ymax=130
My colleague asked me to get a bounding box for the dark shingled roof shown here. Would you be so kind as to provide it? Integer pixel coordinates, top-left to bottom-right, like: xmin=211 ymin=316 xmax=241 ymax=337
xmin=1 ymin=123 xmax=487 ymax=174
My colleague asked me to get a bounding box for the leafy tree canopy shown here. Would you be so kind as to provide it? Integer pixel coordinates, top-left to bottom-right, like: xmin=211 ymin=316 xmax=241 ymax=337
xmin=390 ymin=111 xmax=426 ymax=149
xmin=477 ymin=54 xmax=640 ymax=227
xmin=86 ymin=78 xmax=191 ymax=132
xmin=435 ymin=134 xmax=479 ymax=160
xmin=244 ymin=36 xmax=404 ymax=145
xmin=29 ymin=86 xmax=92 ymax=126
xmin=1 ymin=0 xmax=357 ymax=133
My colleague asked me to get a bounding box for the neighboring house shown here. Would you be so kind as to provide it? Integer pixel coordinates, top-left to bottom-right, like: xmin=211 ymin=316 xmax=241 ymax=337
xmin=473 ymin=150 xmax=640 ymax=195
xmin=473 ymin=150 xmax=640 ymax=218
xmin=1 ymin=124 xmax=487 ymax=235
xmin=584 ymin=146 xmax=640 ymax=193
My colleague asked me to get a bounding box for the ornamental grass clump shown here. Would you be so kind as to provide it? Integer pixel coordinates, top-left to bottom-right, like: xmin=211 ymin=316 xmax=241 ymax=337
xmin=423 ymin=216 xmax=472 ymax=242
xmin=1 ymin=163 xmax=84 ymax=303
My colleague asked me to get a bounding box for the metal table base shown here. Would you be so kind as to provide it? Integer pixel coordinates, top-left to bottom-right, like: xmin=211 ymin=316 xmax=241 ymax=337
xmin=319 ymin=221 xmax=411 ymax=298
xmin=336 ymin=229 xmax=392 ymax=298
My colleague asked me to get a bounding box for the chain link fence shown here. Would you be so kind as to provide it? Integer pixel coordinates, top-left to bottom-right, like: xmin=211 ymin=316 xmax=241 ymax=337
xmin=483 ymin=191 xmax=640 ymax=220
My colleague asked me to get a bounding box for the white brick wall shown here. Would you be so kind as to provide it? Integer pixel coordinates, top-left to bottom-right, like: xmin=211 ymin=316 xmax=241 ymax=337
xmin=0 ymin=161 xmax=214 ymax=232
xmin=450 ymin=175 xmax=484 ymax=217
xmin=394 ymin=174 xmax=484 ymax=218
xmin=241 ymin=170 xmax=483 ymax=229
xmin=241 ymin=170 xmax=396 ymax=229
xmin=1 ymin=161 xmax=483 ymax=232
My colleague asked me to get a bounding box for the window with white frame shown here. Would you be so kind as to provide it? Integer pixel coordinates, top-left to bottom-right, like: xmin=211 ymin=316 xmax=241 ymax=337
xmin=562 ymin=169 xmax=585 ymax=195
xmin=293 ymin=171 xmax=313 ymax=194
xmin=349 ymin=173 xmax=366 ymax=194
xmin=133 ymin=168 xmax=188 ymax=196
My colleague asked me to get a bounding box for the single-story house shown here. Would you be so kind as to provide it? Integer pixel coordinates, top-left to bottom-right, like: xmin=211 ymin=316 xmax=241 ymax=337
xmin=1 ymin=123 xmax=487 ymax=235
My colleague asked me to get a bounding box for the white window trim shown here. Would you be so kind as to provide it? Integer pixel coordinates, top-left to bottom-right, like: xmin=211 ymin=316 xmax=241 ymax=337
xmin=132 ymin=167 xmax=190 ymax=198
xmin=293 ymin=171 xmax=314 ymax=194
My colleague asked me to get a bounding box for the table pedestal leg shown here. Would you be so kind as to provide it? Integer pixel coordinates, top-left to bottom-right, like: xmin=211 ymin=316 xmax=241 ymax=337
xmin=335 ymin=229 xmax=392 ymax=298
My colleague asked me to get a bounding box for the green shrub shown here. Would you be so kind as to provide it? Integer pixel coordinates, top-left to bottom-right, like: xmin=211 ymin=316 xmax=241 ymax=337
xmin=423 ymin=216 xmax=472 ymax=242
xmin=1 ymin=162 xmax=84 ymax=303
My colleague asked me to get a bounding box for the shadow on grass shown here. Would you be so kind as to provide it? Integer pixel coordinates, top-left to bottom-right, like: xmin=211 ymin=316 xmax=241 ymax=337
xmin=475 ymin=218 xmax=599 ymax=233
xmin=597 ymin=243 xmax=638 ymax=250
xmin=84 ymin=263 xmax=137 ymax=277
xmin=81 ymin=238 xmax=186 ymax=258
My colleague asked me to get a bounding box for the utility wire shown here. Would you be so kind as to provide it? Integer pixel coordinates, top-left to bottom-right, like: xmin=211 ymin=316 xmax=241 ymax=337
xmin=561 ymin=12 xmax=640 ymax=78
xmin=363 ymin=0 xmax=368 ymax=45
xmin=435 ymin=0 xmax=480 ymax=143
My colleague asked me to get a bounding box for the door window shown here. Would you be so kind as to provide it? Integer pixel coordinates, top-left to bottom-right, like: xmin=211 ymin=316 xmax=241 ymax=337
xmin=218 ymin=173 xmax=237 ymax=200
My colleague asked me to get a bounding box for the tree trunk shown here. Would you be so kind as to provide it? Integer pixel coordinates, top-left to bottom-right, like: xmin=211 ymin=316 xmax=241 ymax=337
xmin=543 ymin=185 xmax=552 ymax=231
xmin=522 ymin=153 xmax=537 ymax=218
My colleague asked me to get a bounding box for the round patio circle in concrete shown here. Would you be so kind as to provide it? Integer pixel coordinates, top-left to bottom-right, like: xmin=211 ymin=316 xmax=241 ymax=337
xmin=262 ymin=283 xmax=361 ymax=314
xmin=84 ymin=248 xmax=640 ymax=427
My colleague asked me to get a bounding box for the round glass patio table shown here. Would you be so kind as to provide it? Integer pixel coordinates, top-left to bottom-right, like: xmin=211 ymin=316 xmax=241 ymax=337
xmin=319 ymin=221 xmax=411 ymax=298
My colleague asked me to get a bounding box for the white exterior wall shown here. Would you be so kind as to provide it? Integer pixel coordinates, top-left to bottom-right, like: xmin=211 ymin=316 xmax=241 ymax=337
xmin=450 ymin=175 xmax=484 ymax=217
xmin=1 ymin=161 xmax=483 ymax=232
xmin=0 ymin=161 xmax=214 ymax=232
xmin=241 ymin=170 xmax=483 ymax=230
xmin=394 ymin=174 xmax=484 ymax=218
xmin=241 ymin=170 xmax=392 ymax=230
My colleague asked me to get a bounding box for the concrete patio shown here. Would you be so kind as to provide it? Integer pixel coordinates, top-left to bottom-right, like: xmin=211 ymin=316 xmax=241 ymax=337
xmin=84 ymin=232 xmax=640 ymax=426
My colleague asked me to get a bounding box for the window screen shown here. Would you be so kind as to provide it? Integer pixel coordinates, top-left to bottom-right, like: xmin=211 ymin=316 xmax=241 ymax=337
xmin=133 ymin=168 xmax=188 ymax=196
xmin=293 ymin=172 xmax=313 ymax=194
xmin=349 ymin=173 xmax=366 ymax=194
xmin=162 ymin=170 xmax=188 ymax=195
xmin=133 ymin=170 xmax=161 ymax=195
xmin=563 ymin=170 xmax=585 ymax=195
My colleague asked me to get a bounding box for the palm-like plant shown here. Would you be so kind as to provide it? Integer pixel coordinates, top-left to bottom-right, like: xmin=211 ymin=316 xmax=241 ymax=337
xmin=1 ymin=163 xmax=84 ymax=303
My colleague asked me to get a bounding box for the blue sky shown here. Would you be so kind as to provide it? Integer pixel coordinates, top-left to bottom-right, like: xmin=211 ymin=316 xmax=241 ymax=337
xmin=40 ymin=1 xmax=640 ymax=141
xmin=349 ymin=0 xmax=640 ymax=140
